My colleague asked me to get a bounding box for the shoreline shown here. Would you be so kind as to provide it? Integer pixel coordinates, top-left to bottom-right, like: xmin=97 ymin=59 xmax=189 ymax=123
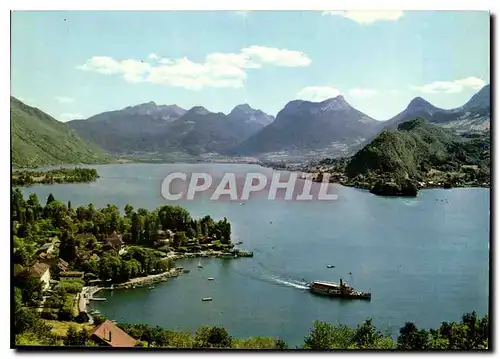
xmin=85 ymin=249 xmax=253 ymax=311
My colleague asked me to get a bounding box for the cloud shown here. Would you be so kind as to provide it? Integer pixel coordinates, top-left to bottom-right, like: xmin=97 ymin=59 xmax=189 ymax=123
xmin=412 ymin=77 xmax=485 ymax=94
xmin=297 ymin=86 xmax=341 ymax=102
xmin=55 ymin=96 xmax=75 ymax=103
xmin=148 ymin=53 xmax=160 ymax=60
xmin=348 ymin=88 xmax=377 ymax=97
xmin=322 ymin=10 xmax=404 ymax=24
xmin=78 ymin=46 xmax=311 ymax=90
xmin=60 ymin=113 xmax=83 ymax=121
xmin=241 ymin=46 xmax=311 ymax=67
xmin=78 ymin=56 xmax=151 ymax=83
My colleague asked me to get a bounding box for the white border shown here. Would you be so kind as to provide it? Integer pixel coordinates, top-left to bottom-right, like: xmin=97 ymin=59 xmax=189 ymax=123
xmin=2 ymin=1 xmax=496 ymax=359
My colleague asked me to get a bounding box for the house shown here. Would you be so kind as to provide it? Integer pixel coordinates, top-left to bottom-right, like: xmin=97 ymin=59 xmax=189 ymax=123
xmin=156 ymin=229 xmax=173 ymax=239
xmin=91 ymin=320 xmax=137 ymax=347
xmin=41 ymin=257 xmax=69 ymax=272
xmin=37 ymin=242 xmax=55 ymax=259
xmin=105 ymin=232 xmax=124 ymax=249
xmin=29 ymin=262 xmax=51 ymax=291
xmin=37 ymin=242 xmax=55 ymax=255
xmin=57 ymin=258 xmax=69 ymax=272
xmin=156 ymin=238 xmax=170 ymax=246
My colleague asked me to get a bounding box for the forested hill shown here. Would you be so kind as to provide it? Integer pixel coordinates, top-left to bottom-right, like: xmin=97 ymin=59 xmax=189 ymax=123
xmin=11 ymin=97 xmax=112 ymax=168
xmin=345 ymin=117 xmax=490 ymax=189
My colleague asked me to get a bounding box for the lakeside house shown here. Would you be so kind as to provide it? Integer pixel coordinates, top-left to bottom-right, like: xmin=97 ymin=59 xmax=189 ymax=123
xmin=29 ymin=262 xmax=51 ymax=291
xmin=37 ymin=242 xmax=55 ymax=260
xmin=105 ymin=232 xmax=124 ymax=250
xmin=42 ymin=257 xmax=69 ymax=272
xmin=91 ymin=320 xmax=137 ymax=347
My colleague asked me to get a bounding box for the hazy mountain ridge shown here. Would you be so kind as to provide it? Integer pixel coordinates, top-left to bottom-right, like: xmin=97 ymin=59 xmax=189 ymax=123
xmin=68 ymin=102 xmax=275 ymax=156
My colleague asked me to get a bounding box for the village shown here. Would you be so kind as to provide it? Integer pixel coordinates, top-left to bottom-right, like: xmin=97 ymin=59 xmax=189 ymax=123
xmin=13 ymin=191 xmax=252 ymax=347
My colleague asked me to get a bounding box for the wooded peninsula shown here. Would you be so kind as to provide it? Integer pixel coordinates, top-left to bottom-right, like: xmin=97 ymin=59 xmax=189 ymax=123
xmin=12 ymin=168 xmax=99 ymax=187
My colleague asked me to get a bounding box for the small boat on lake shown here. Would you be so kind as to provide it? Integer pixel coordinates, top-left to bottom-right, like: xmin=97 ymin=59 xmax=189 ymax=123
xmin=197 ymin=260 xmax=203 ymax=268
xmin=202 ymin=297 xmax=212 ymax=301
xmin=183 ymin=269 xmax=190 ymax=274
xmin=208 ymin=277 xmax=214 ymax=281
xmin=148 ymin=285 xmax=155 ymax=290
xmin=327 ymin=265 xmax=335 ymax=268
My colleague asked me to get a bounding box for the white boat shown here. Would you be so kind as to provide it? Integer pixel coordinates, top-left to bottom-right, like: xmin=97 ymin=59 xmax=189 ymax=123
xmin=208 ymin=277 xmax=214 ymax=281
xmin=197 ymin=260 xmax=203 ymax=268
xmin=202 ymin=297 xmax=212 ymax=301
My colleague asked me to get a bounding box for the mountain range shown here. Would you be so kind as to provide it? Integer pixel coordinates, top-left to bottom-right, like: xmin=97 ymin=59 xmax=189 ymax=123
xmin=11 ymin=84 xmax=490 ymax=167
xmin=68 ymin=102 xmax=274 ymax=157
xmin=383 ymin=84 xmax=490 ymax=133
xmin=66 ymin=84 xmax=490 ymax=160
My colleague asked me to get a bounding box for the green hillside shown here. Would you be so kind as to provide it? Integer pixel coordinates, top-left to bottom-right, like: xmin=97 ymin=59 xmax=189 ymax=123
xmin=11 ymin=97 xmax=112 ymax=168
xmin=344 ymin=118 xmax=490 ymax=195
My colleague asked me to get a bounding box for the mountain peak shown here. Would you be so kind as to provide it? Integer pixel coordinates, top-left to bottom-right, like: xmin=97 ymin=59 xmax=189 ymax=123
xmin=406 ymin=97 xmax=436 ymax=111
xmin=136 ymin=101 xmax=157 ymax=108
xmin=230 ymin=103 xmax=255 ymax=115
xmin=318 ymin=95 xmax=351 ymax=111
xmin=188 ymin=106 xmax=210 ymax=116
xmin=462 ymin=84 xmax=490 ymax=110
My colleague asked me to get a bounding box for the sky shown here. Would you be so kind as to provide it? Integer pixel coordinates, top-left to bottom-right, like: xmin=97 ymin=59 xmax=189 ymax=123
xmin=11 ymin=10 xmax=490 ymax=121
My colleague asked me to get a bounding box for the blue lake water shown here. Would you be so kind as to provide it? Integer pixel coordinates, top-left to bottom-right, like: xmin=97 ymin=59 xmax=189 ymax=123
xmin=20 ymin=163 xmax=490 ymax=346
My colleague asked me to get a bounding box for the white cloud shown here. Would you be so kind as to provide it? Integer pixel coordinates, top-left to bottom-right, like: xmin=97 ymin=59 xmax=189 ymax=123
xmin=348 ymin=88 xmax=377 ymax=97
xmin=60 ymin=113 xmax=83 ymax=121
xmin=78 ymin=56 xmax=151 ymax=83
xmin=241 ymin=45 xmax=311 ymax=67
xmin=148 ymin=53 xmax=160 ymax=60
xmin=55 ymin=96 xmax=74 ymax=103
xmin=322 ymin=10 xmax=404 ymax=24
xmin=297 ymin=86 xmax=341 ymax=102
xmin=77 ymin=46 xmax=311 ymax=90
xmin=412 ymin=77 xmax=485 ymax=94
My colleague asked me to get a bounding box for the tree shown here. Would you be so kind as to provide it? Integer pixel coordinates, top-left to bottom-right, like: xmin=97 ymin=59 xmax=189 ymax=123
xmin=173 ymin=232 xmax=187 ymax=248
xmin=59 ymin=230 xmax=78 ymax=263
xmin=397 ymin=322 xmax=429 ymax=350
xmin=46 ymin=193 xmax=55 ymax=205
xmin=276 ymin=339 xmax=288 ymax=349
xmin=131 ymin=212 xmax=141 ymax=244
xmin=14 ymin=287 xmax=23 ymax=313
xmin=352 ymin=318 xmax=383 ymax=348
xmin=18 ymin=277 xmax=43 ymax=303
xmin=124 ymin=204 xmax=134 ymax=218
xmin=158 ymin=205 xmax=191 ymax=232
xmin=64 ymin=326 xmax=91 ymax=346
xmin=14 ymin=308 xmax=51 ymax=336
xmin=194 ymin=326 xmax=232 ymax=348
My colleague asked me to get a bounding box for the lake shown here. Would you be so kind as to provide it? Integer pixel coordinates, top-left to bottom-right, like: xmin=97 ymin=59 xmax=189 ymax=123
xmin=20 ymin=163 xmax=490 ymax=346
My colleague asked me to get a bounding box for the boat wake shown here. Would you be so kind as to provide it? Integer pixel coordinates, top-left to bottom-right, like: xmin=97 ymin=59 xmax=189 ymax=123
xmin=270 ymin=276 xmax=309 ymax=290
xmin=231 ymin=264 xmax=309 ymax=291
